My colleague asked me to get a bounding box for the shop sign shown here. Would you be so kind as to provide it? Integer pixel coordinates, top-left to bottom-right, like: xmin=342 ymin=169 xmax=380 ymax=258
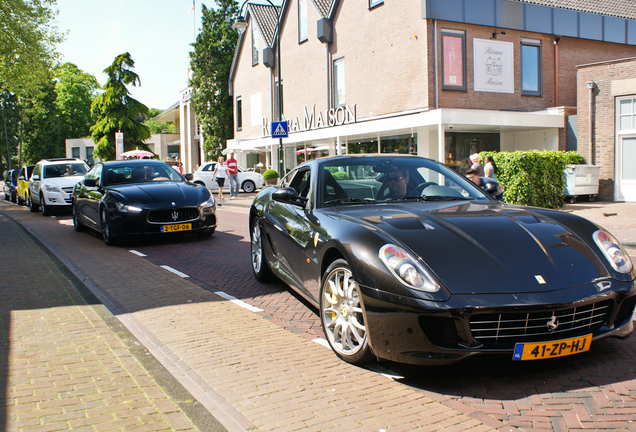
xmin=473 ymin=39 xmax=514 ymax=93
xmin=262 ymin=103 xmax=357 ymax=136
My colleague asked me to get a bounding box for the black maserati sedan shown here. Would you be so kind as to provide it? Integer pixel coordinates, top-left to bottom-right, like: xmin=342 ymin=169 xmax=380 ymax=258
xmin=72 ymin=160 xmax=216 ymax=245
xmin=249 ymin=154 xmax=635 ymax=365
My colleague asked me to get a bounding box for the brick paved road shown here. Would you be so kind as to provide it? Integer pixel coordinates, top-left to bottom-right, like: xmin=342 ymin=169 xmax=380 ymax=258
xmin=3 ymin=198 xmax=636 ymax=431
xmin=0 ymin=206 xmax=224 ymax=432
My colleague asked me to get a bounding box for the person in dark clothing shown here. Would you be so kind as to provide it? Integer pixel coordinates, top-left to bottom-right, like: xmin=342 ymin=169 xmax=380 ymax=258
xmin=466 ymin=168 xmax=504 ymax=200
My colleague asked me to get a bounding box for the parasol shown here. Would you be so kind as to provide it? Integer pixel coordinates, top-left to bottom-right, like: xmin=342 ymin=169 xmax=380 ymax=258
xmin=120 ymin=148 xmax=155 ymax=159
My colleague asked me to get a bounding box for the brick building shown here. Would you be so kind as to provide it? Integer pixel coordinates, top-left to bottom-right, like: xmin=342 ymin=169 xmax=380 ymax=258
xmin=228 ymin=0 xmax=636 ymax=198
xmin=577 ymin=57 xmax=636 ymax=202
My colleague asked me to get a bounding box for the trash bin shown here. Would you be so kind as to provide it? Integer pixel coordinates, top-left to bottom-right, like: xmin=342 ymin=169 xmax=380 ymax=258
xmin=563 ymin=164 xmax=601 ymax=203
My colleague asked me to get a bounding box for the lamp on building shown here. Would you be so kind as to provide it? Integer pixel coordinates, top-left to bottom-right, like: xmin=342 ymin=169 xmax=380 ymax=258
xmin=233 ymin=0 xmax=284 ymax=177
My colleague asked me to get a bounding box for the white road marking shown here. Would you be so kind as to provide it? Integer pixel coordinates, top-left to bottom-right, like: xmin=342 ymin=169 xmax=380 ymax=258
xmin=129 ymin=250 xmax=147 ymax=257
xmin=160 ymin=265 xmax=189 ymax=278
xmin=213 ymin=290 xmax=263 ymax=312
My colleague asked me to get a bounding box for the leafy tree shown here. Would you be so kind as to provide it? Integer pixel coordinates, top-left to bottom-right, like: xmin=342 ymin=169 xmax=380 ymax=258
xmin=90 ymin=53 xmax=151 ymax=161
xmin=21 ymin=72 xmax=62 ymax=164
xmin=143 ymin=107 xmax=176 ymax=134
xmin=190 ymin=0 xmax=238 ymax=161
xmin=0 ymin=89 xmax=21 ymax=171
xmin=53 ymin=63 xmax=100 ymax=141
xmin=0 ymin=0 xmax=63 ymax=98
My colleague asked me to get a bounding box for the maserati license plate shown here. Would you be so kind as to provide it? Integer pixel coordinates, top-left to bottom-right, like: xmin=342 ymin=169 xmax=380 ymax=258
xmin=161 ymin=223 xmax=192 ymax=233
xmin=513 ymin=334 xmax=592 ymax=361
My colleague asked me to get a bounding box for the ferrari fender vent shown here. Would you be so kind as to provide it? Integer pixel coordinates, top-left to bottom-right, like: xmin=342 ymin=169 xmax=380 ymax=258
xmin=469 ymin=300 xmax=612 ymax=349
xmin=418 ymin=316 xmax=460 ymax=348
xmin=615 ymin=296 xmax=636 ymax=327
xmin=148 ymin=207 xmax=200 ymax=223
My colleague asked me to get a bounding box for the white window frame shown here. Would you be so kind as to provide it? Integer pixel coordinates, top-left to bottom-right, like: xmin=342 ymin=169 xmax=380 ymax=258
xmin=334 ymin=58 xmax=345 ymax=107
xmin=298 ymin=0 xmax=308 ymax=43
xmin=252 ymin=21 xmax=259 ymax=66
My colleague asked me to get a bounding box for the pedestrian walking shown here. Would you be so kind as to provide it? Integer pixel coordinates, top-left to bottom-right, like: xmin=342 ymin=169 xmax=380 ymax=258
xmin=470 ymin=153 xmax=485 ymax=177
xmin=226 ymin=152 xmax=239 ymax=199
xmin=212 ymin=156 xmax=227 ymax=201
xmin=484 ymin=156 xmax=498 ymax=181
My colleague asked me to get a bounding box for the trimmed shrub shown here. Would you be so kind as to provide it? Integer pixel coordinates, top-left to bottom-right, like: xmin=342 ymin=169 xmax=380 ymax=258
xmin=332 ymin=171 xmax=350 ymax=180
xmin=479 ymin=150 xmax=587 ymax=209
xmin=262 ymin=169 xmax=279 ymax=179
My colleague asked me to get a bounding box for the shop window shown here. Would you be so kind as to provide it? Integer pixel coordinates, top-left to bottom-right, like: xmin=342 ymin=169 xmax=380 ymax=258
xmin=334 ymin=58 xmax=345 ymax=107
xmin=619 ymin=98 xmax=636 ymax=131
xmin=252 ymin=22 xmax=259 ymax=66
xmin=167 ymin=145 xmax=180 ymax=160
xmin=298 ymin=0 xmax=308 ymax=43
xmin=369 ymin=0 xmax=383 ymax=8
xmin=380 ymin=135 xmax=418 ymax=155
xmin=236 ymin=97 xmax=243 ymax=131
xmin=348 ymin=139 xmax=378 ymax=154
xmin=441 ymin=29 xmax=466 ymax=91
xmin=521 ymin=39 xmax=541 ymax=96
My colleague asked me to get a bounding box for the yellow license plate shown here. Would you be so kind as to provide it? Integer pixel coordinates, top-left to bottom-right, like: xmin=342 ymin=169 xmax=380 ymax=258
xmin=513 ymin=334 xmax=592 ymax=361
xmin=161 ymin=223 xmax=191 ymax=233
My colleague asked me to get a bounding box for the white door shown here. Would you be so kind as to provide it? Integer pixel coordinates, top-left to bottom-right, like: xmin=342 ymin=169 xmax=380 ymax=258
xmin=617 ymin=136 xmax=636 ymax=201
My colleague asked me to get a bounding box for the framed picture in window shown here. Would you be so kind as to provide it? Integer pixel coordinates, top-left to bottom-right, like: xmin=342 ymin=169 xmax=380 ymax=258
xmin=441 ymin=30 xmax=466 ymax=91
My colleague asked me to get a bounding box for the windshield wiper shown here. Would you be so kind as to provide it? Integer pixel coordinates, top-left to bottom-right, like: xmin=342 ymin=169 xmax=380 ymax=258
xmin=323 ymin=197 xmax=377 ymax=205
xmin=385 ymin=195 xmax=472 ymax=202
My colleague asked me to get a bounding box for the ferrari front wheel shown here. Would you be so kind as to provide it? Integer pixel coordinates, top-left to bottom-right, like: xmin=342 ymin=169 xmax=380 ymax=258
xmin=320 ymin=259 xmax=373 ymax=364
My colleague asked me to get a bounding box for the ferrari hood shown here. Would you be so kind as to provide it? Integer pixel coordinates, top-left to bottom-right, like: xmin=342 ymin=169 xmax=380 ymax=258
xmin=109 ymin=182 xmax=207 ymax=207
xmin=336 ymin=202 xmax=609 ymax=295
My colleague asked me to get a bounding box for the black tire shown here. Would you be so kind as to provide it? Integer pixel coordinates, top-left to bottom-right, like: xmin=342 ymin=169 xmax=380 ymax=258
xmin=17 ymin=194 xmax=24 ymax=205
xmin=569 ymin=196 xmax=576 ymax=204
xmin=101 ymin=207 xmax=117 ymax=246
xmin=73 ymin=203 xmax=87 ymax=232
xmin=589 ymin=195 xmax=596 ymax=202
xmin=29 ymin=193 xmax=39 ymax=212
xmin=10 ymin=192 xmax=17 ymax=203
xmin=40 ymin=194 xmax=50 ymax=216
xmin=242 ymin=180 xmax=256 ymax=193
xmin=320 ymin=259 xmax=374 ymax=365
xmin=250 ymin=217 xmax=274 ymax=282
xmin=3 ymin=191 xmax=9 ymax=201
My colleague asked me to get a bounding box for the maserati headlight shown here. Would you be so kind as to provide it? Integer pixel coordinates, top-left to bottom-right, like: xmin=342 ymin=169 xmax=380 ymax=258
xmin=593 ymin=230 xmax=633 ymax=274
xmin=199 ymin=196 xmax=215 ymax=213
xmin=43 ymin=184 xmax=62 ymax=193
xmin=115 ymin=202 xmax=143 ymax=213
xmin=379 ymin=244 xmax=440 ymax=292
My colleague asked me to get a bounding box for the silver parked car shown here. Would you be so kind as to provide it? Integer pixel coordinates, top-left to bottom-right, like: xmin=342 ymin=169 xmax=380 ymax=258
xmin=191 ymin=162 xmax=265 ymax=193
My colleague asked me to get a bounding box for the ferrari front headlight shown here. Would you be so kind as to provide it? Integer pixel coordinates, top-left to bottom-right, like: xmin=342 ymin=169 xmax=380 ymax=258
xmin=593 ymin=230 xmax=633 ymax=274
xmin=379 ymin=244 xmax=440 ymax=292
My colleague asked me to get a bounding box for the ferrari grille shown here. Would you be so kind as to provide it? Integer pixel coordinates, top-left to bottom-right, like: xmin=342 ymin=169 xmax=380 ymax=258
xmin=469 ymin=300 xmax=612 ymax=348
xmin=148 ymin=207 xmax=199 ymax=223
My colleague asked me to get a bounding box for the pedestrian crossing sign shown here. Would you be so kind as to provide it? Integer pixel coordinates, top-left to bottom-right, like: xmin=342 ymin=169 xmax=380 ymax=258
xmin=271 ymin=121 xmax=288 ymax=138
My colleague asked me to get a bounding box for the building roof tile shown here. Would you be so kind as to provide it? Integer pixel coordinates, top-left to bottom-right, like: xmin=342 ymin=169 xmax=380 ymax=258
xmin=311 ymin=0 xmax=335 ymax=18
xmin=513 ymin=0 xmax=636 ymax=21
xmin=248 ymin=3 xmax=281 ymax=48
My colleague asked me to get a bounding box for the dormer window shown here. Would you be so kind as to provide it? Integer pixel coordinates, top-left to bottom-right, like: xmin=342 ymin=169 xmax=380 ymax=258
xmin=252 ymin=21 xmax=259 ymax=66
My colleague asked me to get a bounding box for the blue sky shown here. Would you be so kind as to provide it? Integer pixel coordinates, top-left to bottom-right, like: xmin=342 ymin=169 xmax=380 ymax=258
xmin=54 ymin=0 xmax=206 ymax=111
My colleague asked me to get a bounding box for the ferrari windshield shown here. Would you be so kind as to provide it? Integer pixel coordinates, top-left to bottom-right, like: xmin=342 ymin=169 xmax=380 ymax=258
xmin=318 ymin=156 xmax=491 ymax=207
xmin=103 ymin=163 xmax=184 ymax=186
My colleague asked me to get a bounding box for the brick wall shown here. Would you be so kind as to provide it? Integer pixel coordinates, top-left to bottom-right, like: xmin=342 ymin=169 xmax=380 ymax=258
xmin=578 ymin=58 xmax=636 ymax=201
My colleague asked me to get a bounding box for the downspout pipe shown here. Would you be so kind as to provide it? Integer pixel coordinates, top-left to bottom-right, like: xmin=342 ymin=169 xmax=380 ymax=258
xmin=554 ymin=38 xmax=560 ymax=107
xmin=586 ymin=81 xmax=595 ymax=164
xmin=434 ymin=19 xmax=438 ymax=109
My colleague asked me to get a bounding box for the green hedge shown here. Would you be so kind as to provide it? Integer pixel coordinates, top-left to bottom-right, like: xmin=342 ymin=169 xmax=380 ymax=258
xmin=479 ymin=150 xmax=586 ymax=209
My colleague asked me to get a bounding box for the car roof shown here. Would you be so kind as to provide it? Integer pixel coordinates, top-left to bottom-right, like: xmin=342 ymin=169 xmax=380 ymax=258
xmin=37 ymin=158 xmax=85 ymax=165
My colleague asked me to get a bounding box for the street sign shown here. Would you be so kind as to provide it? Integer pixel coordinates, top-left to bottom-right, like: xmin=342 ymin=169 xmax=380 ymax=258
xmin=115 ymin=132 xmax=124 ymax=160
xmin=271 ymin=121 xmax=288 ymax=138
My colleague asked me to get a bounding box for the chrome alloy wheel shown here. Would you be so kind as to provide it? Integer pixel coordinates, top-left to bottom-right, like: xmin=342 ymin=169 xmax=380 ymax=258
xmin=321 ymin=265 xmax=367 ymax=358
xmin=251 ymin=222 xmax=263 ymax=274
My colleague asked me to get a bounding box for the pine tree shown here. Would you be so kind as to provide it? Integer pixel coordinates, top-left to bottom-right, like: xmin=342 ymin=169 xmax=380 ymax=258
xmin=90 ymin=53 xmax=151 ymax=161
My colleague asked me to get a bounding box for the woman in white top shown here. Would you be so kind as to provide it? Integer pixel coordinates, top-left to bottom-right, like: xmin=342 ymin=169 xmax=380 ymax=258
xmin=212 ymin=156 xmax=228 ymax=200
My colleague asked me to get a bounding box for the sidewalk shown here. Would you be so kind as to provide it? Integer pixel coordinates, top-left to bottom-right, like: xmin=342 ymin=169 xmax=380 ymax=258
xmin=0 ymin=210 xmax=224 ymax=431
xmin=224 ymin=192 xmax=636 ymax=247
